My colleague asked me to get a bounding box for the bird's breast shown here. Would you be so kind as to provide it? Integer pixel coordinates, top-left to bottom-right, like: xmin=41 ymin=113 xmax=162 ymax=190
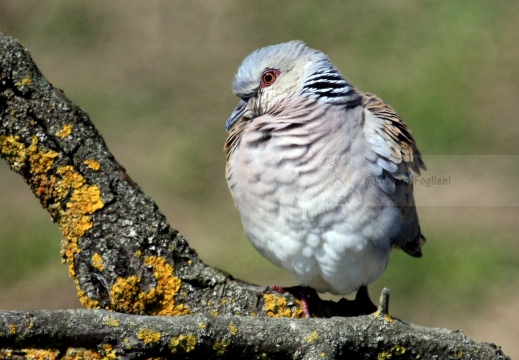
xmin=226 ymin=106 xmax=397 ymax=294
xmin=227 ymin=106 xmax=374 ymax=230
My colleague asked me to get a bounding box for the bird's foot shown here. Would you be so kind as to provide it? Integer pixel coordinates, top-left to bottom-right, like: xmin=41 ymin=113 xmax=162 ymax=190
xmin=266 ymin=285 xmax=379 ymax=317
xmin=267 ymin=284 xmax=288 ymax=294
xmin=266 ymin=285 xmax=323 ymax=318
xmin=299 ymin=286 xmax=323 ymax=318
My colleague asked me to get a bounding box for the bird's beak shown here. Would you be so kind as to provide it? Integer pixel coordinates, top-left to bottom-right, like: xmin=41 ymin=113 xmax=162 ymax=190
xmin=226 ymin=99 xmax=249 ymax=132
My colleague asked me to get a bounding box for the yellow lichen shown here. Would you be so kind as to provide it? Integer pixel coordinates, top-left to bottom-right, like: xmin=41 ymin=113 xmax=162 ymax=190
xmin=109 ymin=275 xmax=142 ymax=313
xmin=63 ymin=348 xmax=103 ymax=359
xmin=57 ymin=124 xmax=73 ymax=138
xmin=305 ymin=331 xmax=319 ymax=343
xmin=15 ymin=77 xmax=32 ymax=88
xmin=104 ymin=316 xmax=120 ymax=327
xmin=100 ymin=344 xmax=117 ymax=360
xmin=0 ymin=135 xmax=105 ymax=307
xmin=20 ymin=349 xmax=59 ymax=360
xmin=107 ymin=256 xmax=190 ymax=315
xmin=137 ymin=328 xmax=161 ymax=343
xmin=29 ymin=143 xmax=59 ymax=175
xmin=378 ymin=351 xmax=391 ymax=360
xmin=228 ymin=322 xmax=238 ymax=336
xmin=77 ymin=290 xmax=100 ymax=309
xmin=374 ymin=311 xmax=394 ymax=323
xmin=0 ymin=135 xmax=25 ymax=171
xmin=198 ymin=322 xmax=206 ymax=329
xmin=68 ymin=179 xmax=104 ymax=214
xmin=142 ymin=256 xmax=190 ymax=316
xmin=263 ymin=294 xmax=304 ymax=318
xmin=0 ymin=350 xmax=13 ymax=358
xmin=9 ymin=324 xmax=16 ymax=334
xmin=55 ymin=165 xmax=104 ymax=280
xmin=91 ymin=253 xmax=104 ymax=272
xmin=0 ymin=135 xmax=58 ymax=173
xmin=134 ymin=250 xmax=142 ymax=258
xmin=84 ymin=159 xmax=101 ymax=171
xmin=378 ymin=345 xmax=407 ymax=359
xmin=213 ymin=339 xmax=230 ymax=356
xmin=169 ymin=334 xmax=197 ymax=353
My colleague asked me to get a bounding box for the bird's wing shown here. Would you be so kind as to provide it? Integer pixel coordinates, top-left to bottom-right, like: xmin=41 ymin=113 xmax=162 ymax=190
xmin=224 ymin=114 xmax=249 ymax=177
xmin=361 ymin=92 xmax=426 ymax=257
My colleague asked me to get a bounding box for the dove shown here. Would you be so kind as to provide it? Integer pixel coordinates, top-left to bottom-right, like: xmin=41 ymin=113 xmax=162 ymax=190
xmin=224 ymin=41 xmax=426 ymax=317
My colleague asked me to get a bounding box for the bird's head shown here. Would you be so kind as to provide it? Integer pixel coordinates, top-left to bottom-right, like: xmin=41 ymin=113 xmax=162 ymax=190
xmin=225 ymin=40 xmax=359 ymax=131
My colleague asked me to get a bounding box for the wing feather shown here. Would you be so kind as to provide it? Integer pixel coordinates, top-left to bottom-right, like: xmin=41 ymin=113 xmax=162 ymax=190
xmin=361 ymin=92 xmax=426 ymax=257
xmin=224 ymin=115 xmax=249 ymax=177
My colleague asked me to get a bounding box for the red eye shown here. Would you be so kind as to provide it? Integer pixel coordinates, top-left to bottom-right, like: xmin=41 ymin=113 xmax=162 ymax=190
xmin=260 ymin=69 xmax=279 ymax=87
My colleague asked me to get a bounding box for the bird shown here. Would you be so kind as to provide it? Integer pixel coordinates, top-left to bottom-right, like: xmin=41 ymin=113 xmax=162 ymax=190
xmin=224 ymin=41 xmax=426 ymax=317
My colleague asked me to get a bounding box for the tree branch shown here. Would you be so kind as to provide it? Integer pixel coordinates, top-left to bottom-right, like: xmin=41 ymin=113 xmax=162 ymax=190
xmin=0 ymin=309 xmax=509 ymax=359
xmin=0 ymin=30 xmax=510 ymax=359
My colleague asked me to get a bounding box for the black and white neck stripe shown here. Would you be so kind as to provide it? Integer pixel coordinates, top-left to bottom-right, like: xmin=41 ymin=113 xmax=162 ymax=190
xmin=302 ymin=67 xmax=360 ymax=106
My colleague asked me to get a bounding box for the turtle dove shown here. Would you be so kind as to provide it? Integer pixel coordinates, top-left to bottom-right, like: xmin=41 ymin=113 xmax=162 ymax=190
xmin=224 ymin=41 xmax=426 ymax=316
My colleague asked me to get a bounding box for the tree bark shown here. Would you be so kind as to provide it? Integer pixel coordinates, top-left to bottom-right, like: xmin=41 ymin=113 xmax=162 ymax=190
xmin=0 ymin=30 xmax=510 ymax=359
xmin=0 ymin=308 xmax=508 ymax=360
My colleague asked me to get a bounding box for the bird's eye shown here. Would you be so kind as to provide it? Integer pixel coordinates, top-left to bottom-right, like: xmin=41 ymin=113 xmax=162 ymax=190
xmin=260 ymin=69 xmax=279 ymax=87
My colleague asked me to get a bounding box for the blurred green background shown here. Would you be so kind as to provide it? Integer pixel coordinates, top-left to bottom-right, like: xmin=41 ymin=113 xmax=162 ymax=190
xmin=1 ymin=0 xmax=518 ymax=356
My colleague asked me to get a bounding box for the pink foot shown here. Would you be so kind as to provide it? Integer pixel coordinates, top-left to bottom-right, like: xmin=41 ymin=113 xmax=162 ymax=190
xmin=266 ymin=285 xmax=322 ymax=317
xmin=268 ymin=284 xmax=287 ymax=293
xmin=299 ymin=288 xmax=312 ymax=318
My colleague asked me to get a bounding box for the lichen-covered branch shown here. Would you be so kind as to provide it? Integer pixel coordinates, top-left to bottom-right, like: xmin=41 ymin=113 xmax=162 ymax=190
xmin=0 ymin=309 xmax=509 ymax=359
xmin=0 ymin=30 xmax=510 ymax=359
xmin=0 ymin=29 xmax=275 ymax=319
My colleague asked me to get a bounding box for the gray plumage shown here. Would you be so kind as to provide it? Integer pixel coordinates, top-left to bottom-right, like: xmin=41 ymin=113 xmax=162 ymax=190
xmin=224 ymin=41 xmax=426 ymax=296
